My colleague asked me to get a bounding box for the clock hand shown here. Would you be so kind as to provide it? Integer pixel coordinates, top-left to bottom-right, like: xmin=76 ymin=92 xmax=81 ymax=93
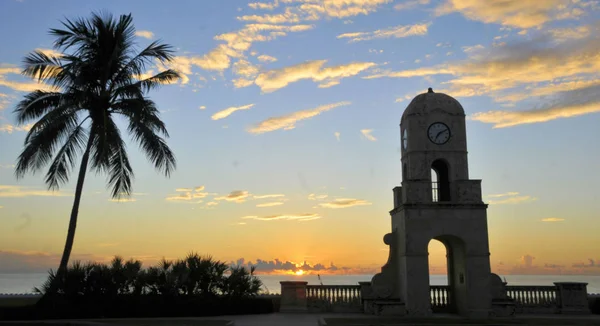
xmin=435 ymin=129 xmax=447 ymax=140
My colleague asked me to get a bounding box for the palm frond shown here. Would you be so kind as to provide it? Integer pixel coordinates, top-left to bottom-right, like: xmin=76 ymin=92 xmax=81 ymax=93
xmin=110 ymin=41 xmax=178 ymax=91
xmin=15 ymin=107 xmax=80 ymax=178
xmin=106 ymin=132 xmax=134 ymax=198
xmin=13 ymin=91 xmax=63 ymax=124
xmin=44 ymin=124 xmax=88 ymax=189
xmin=22 ymin=50 xmax=63 ymax=81
xmin=110 ymin=98 xmax=175 ymax=176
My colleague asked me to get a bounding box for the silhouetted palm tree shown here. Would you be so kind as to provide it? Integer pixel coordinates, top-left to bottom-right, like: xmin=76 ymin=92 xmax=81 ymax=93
xmin=14 ymin=12 xmax=180 ymax=288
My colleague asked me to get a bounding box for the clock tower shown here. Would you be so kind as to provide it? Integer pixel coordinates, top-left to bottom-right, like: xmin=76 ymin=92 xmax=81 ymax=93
xmin=391 ymin=88 xmax=492 ymax=317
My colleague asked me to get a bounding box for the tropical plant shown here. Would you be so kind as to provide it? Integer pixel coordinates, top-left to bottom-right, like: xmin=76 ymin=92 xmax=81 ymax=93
xmin=222 ymin=265 xmax=263 ymax=298
xmin=35 ymin=255 xmax=264 ymax=298
xmin=13 ymin=12 xmax=180 ymax=289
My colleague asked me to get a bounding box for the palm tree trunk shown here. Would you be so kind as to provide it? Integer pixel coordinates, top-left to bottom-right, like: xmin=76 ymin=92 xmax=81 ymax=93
xmin=50 ymin=134 xmax=95 ymax=293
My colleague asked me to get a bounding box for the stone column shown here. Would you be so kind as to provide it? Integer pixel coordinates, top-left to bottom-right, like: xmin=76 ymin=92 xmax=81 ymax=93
xmin=280 ymin=281 xmax=308 ymax=312
xmin=554 ymin=282 xmax=591 ymax=314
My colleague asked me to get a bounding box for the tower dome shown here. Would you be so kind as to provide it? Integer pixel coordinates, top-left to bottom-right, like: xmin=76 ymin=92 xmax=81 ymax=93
xmin=401 ymin=88 xmax=465 ymax=122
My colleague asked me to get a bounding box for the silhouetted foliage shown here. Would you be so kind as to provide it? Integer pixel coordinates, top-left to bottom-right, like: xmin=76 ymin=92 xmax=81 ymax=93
xmin=34 ymin=254 xmax=264 ymax=298
xmin=0 ymin=255 xmax=275 ymax=320
xmin=13 ymin=11 xmax=179 ymax=288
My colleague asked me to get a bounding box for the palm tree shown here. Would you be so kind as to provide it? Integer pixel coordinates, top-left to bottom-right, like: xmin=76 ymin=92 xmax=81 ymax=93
xmin=13 ymin=12 xmax=180 ymax=289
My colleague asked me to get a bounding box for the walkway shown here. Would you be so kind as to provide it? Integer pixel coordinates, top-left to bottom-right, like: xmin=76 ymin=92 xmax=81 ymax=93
xmin=2 ymin=313 xmax=600 ymax=326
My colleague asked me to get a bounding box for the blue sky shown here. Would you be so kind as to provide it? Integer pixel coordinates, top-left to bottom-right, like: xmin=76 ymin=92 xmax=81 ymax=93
xmin=0 ymin=0 xmax=599 ymax=276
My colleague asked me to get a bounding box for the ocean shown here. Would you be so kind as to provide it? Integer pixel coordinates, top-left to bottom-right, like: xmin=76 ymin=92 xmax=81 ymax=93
xmin=1 ymin=273 xmax=599 ymax=295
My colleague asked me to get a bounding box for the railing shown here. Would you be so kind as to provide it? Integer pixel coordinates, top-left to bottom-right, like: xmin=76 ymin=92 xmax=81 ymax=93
xmin=430 ymin=285 xmax=452 ymax=312
xmin=506 ymin=285 xmax=559 ymax=313
xmin=306 ymin=285 xmax=362 ymax=312
xmin=431 ymin=181 xmax=439 ymax=202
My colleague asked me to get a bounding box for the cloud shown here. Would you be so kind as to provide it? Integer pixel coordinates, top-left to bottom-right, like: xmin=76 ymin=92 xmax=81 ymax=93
xmin=255 ymin=60 xmax=375 ymax=92
xmin=35 ymin=48 xmax=63 ymax=58
xmin=211 ymin=104 xmax=255 ymax=120
xmin=109 ymin=198 xmax=137 ymax=203
xmin=334 ymin=131 xmax=340 ymax=141
xmin=247 ymin=101 xmax=350 ymax=134
xmin=434 ymin=0 xmax=585 ymax=29
xmin=394 ymin=0 xmax=430 ymax=11
xmin=249 ymin=1 xmax=280 ymax=10
xmin=238 ymin=0 xmax=392 ymax=23
xmin=319 ymin=198 xmax=372 ymax=209
xmin=487 ymin=192 xmax=537 ymax=205
xmin=135 ymin=30 xmax=154 ymax=39
xmin=257 ymin=54 xmax=277 ymax=62
xmin=470 ymin=84 xmax=600 ymax=128
xmin=360 ymin=129 xmax=377 ymax=141
xmin=308 ymin=194 xmax=328 ymax=200
xmin=256 ymin=202 xmax=284 ymax=207
xmin=0 ymin=66 xmax=56 ymax=92
xmin=165 ymin=187 xmax=210 ymax=202
xmin=242 ymin=213 xmax=321 ymax=221
xmin=541 ymin=217 xmax=565 ymax=222
xmin=215 ymin=190 xmax=251 ymax=203
xmin=364 ymin=29 xmax=600 ymax=125
xmin=158 ymin=22 xmax=315 ymax=84
xmin=253 ymin=194 xmax=285 ymax=199
xmin=337 ymin=23 xmax=429 ymax=43
xmin=199 ymin=106 xmax=206 ymax=110
xmin=486 ymin=191 xmax=520 ymax=198
xmin=0 ymin=185 xmax=72 ymax=198
xmin=0 ymin=123 xmax=33 ymax=134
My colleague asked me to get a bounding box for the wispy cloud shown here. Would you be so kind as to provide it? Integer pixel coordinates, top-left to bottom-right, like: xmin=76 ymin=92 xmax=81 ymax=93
xmin=319 ymin=198 xmax=372 ymax=209
xmin=215 ymin=190 xmax=251 ymax=203
xmin=337 ymin=23 xmax=429 ymax=43
xmin=394 ymin=0 xmax=430 ymax=11
xmin=360 ymin=129 xmax=377 ymax=141
xmin=253 ymin=194 xmax=285 ymax=199
xmin=308 ymin=194 xmax=328 ymax=201
xmin=109 ymin=198 xmax=137 ymax=203
xmin=0 ymin=185 xmax=72 ymax=198
xmin=135 ymin=30 xmax=154 ymax=39
xmin=487 ymin=192 xmax=537 ymax=205
xmin=257 ymin=54 xmax=277 ymax=62
xmin=211 ymin=104 xmax=255 ymax=120
xmin=487 ymin=192 xmax=520 ymax=198
xmin=254 ymin=60 xmax=375 ymax=92
xmin=256 ymin=202 xmax=284 ymax=207
xmin=166 ymin=186 xmax=210 ymax=202
xmin=248 ymin=101 xmax=350 ymax=134
xmin=35 ymin=48 xmax=63 ymax=58
xmin=242 ymin=213 xmax=321 ymax=221
xmin=0 ymin=66 xmax=56 ymax=92
xmin=434 ymin=0 xmax=585 ymax=29
xmin=541 ymin=217 xmax=565 ymax=222
xmin=0 ymin=123 xmax=33 ymax=134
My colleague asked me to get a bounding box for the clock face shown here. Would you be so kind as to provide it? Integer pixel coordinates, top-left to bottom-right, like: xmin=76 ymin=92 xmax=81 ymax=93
xmin=402 ymin=129 xmax=408 ymax=149
xmin=427 ymin=122 xmax=451 ymax=145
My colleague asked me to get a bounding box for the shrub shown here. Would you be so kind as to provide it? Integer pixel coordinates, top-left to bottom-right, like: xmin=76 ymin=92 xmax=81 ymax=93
xmin=35 ymin=253 xmax=264 ymax=298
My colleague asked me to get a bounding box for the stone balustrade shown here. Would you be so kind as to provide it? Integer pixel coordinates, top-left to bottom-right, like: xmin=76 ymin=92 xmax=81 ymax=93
xmin=279 ymin=281 xmax=592 ymax=315
xmin=430 ymin=285 xmax=452 ymax=313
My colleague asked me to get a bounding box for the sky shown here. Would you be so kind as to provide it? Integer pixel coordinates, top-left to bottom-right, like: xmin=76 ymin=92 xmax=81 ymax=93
xmin=0 ymin=0 xmax=599 ymax=278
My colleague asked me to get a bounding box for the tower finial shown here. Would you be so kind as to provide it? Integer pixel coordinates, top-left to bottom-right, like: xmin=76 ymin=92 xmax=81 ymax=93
xmin=428 ymin=87 xmax=434 ymax=93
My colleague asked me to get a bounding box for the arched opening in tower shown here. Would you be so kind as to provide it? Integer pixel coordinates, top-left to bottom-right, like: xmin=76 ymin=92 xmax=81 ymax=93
xmin=431 ymin=159 xmax=451 ymax=202
xmin=428 ymin=239 xmax=450 ymax=312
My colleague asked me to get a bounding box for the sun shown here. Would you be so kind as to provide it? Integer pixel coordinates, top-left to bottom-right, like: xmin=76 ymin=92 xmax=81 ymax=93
xmin=295 ymin=270 xmax=304 ymax=276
